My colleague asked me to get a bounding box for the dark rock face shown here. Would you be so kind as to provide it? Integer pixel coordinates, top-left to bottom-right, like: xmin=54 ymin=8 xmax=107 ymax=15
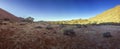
xmin=0 ymin=8 xmax=21 ymax=22
xmin=103 ymin=32 xmax=112 ymax=38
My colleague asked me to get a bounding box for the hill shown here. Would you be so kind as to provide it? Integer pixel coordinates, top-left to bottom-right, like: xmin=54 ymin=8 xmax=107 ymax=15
xmin=0 ymin=8 xmax=21 ymax=22
xmin=54 ymin=5 xmax=120 ymax=24
xmin=89 ymin=5 xmax=120 ymax=24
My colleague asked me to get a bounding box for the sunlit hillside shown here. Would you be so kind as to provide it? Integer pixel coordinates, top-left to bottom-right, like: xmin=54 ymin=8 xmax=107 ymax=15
xmin=54 ymin=5 xmax=120 ymax=24
xmin=89 ymin=5 xmax=120 ymax=24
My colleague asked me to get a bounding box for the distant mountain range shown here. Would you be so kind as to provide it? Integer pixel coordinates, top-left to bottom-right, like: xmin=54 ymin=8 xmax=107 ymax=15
xmin=55 ymin=5 xmax=120 ymax=24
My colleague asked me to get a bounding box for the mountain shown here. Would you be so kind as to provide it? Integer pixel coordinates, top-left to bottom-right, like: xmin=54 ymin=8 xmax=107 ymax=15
xmin=0 ymin=8 xmax=21 ymax=22
xmin=89 ymin=5 xmax=120 ymax=24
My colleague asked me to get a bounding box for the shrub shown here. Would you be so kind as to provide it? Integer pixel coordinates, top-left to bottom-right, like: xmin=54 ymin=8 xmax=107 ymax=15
xmin=82 ymin=25 xmax=87 ymax=28
xmin=62 ymin=28 xmax=76 ymax=37
xmin=19 ymin=22 xmax=27 ymax=25
xmin=0 ymin=21 xmax=9 ymax=25
xmin=19 ymin=23 xmax=26 ymax=25
xmin=45 ymin=25 xmax=53 ymax=30
xmin=75 ymin=24 xmax=82 ymax=28
xmin=24 ymin=17 xmax=34 ymax=22
xmin=75 ymin=24 xmax=87 ymax=28
xmin=59 ymin=24 xmax=65 ymax=28
xmin=0 ymin=21 xmax=3 ymax=25
xmin=103 ymin=32 xmax=112 ymax=38
xmin=4 ymin=18 xmax=10 ymax=21
xmin=35 ymin=26 xmax=42 ymax=29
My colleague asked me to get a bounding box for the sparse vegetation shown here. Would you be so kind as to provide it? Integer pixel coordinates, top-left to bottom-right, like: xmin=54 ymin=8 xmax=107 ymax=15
xmin=103 ymin=32 xmax=112 ymax=38
xmin=0 ymin=21 xmax=120 ymax=49
xmin=4 ymin=18 xmax=10 ymax=21
xmin=82 ymin=25 xmax=87 ymax=28
xmin=62 ymin=28 xmax=76 ymax=37
xmin=24 ymin=17 xmax=34 ymax=22
xmin=59 ymin=24 xmax=66 ymax=28
xmin=45 ymin=25 xmax=53 ymax=30
xmin=75 ymin=24 xmax=82 ymax=28
xmin=0 ymin=21 xmax=9 ymax=25
xmin=34 ymin=26 xmax=42 ymax=29
xmin=19 ymin=22 xmax=27 ymax=25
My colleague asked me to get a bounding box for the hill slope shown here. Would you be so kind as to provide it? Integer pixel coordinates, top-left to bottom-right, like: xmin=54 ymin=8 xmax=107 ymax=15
xmin=0 ymin=8 xmax=21 ymax=22
xmin=89 ymin=5 xmax=120 ymax=24
xmin=54 ymin=5 xmax=120 ymax=24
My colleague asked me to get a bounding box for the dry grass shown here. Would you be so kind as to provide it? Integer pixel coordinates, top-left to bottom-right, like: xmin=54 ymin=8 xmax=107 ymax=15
xmin=0 ymin=22 xmax=120 ymax=49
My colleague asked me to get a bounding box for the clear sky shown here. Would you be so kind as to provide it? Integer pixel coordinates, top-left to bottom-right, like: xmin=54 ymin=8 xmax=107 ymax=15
xmin=0 ymin=0 xmax=120 ymax=21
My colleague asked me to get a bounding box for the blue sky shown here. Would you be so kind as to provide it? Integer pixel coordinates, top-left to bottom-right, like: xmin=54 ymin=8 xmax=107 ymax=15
xmin=0 ymin=0 xmax=120 ymax=21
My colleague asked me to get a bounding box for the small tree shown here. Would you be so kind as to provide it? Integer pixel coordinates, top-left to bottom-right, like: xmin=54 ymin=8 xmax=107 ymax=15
xmin=25 ymin=17 xmax=34 ymax=22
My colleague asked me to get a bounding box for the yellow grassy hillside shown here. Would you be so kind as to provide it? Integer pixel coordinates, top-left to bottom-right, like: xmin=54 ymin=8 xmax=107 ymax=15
xmin=89 ymin=5 xmax=120 ymax=24
xmin=53 ymin=5 xmax=120 ymax=24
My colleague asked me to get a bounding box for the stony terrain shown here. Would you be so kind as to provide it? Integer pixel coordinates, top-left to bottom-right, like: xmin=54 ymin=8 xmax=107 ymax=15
xmin=0 ymin=22 xmax=120 ymax=49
